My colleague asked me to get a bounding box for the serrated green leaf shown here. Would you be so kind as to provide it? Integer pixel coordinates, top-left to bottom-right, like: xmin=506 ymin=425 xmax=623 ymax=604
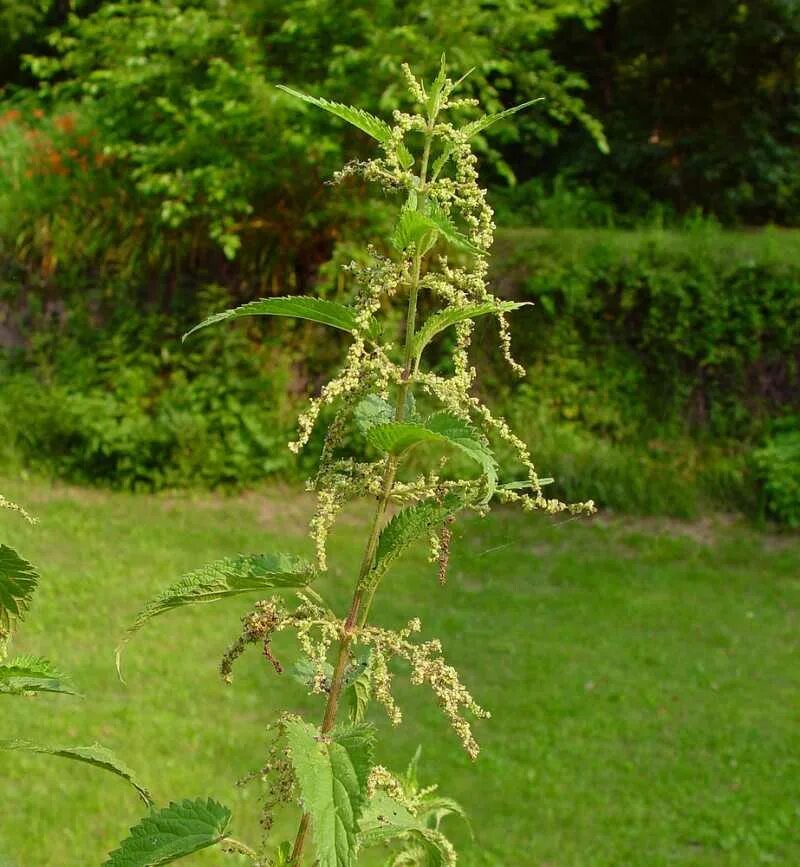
xmin=118 ymin=553 xmax=314 ymax=671
xmin=420 ymin=204 xmax=482 ymax=255
xmin=461 ymin=98 xmax=544 ymax=139
xmin=0 ymin=656 xmax=75 ymax=696
xmin=366 ymin=413 xmax=497 ymax=502
xmin=413 ymin=301 xmax=530 ymax=362
xmin=183 ymin=296 xmax=360 ymax=341
xmin=277 ymin=85 xmax=392 ymax=145
xmin=426 ymin=54 xmax=448 ymax=116
xmin=1 ymin=739 xmax=152 ymax=805
xmin=285 ymin=719 xmax=375 ymax=867
xmin=353 ymin=394 xmax=415 ymax=435
xmin=0 ymin=544 xmax=38 ymax=633
xmin=391 ymin=209 xmax=438 ymax=256
xmin=360 ymin=792 xmax=455 ymax=866
xmin=391 ymin=204 xmax=480 ymax=256
xmin=369 ymin=494 xmax=464 ymax=585
xmin=104 ymin=798 xmax=231 ymax=865
xmin=430 ymin=143 xmax=454 ymax=180
xmin=397 ymin=142 xmax=414 ymax=170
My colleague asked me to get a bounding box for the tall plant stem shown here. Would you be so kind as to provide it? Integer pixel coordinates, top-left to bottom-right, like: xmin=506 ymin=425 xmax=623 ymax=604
xmin=289 ymin=122 xmax=434 ymax=866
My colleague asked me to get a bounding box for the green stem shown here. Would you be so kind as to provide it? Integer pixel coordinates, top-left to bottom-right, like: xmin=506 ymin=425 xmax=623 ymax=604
xmin=289 ymin=119 xmax=434 ymax=866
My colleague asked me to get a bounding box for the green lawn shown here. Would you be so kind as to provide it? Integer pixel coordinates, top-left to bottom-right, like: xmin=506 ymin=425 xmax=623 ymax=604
xmin=1 ymin=478 xmax=799 ymax=866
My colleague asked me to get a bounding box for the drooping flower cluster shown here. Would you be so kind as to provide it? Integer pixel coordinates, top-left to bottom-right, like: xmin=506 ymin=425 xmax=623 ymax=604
xmin=358 ymin=618 xmax=490 ymax=760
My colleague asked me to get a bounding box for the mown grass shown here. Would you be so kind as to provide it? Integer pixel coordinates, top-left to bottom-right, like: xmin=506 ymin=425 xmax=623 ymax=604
xmin=1 ymin=478 xmax=798 ymax=866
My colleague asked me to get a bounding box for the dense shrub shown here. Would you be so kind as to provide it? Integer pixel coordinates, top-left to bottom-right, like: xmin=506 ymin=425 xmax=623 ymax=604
xmin=491 ymin=227 xmax=800 ymax=441
xmin=1 ymin=229 xmax=798 ymax=523
xmin=752 ymin=420 xmax=800 ymax=527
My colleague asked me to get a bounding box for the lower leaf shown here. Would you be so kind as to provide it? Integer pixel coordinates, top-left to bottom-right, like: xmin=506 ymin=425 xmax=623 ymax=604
xmin=104 ymin=798 xmax=232 ymax=866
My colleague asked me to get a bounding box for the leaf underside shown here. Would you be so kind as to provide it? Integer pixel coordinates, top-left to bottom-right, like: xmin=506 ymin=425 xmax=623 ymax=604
xmin=413 ymin=300 xmax=529 ymax=360
xmin=462 ymin=98 xmax=543 ymax=138
xmin=103 ymin=798 xmax=231 ymax=866
xmin=183 ymin=296 xmax=359 ymax=341
xmin=117 ymin=552 xmax=314 ymax=670
xmin=276 ymin=85 xmax=393 ymax=145
xmin=359 ymin=791 xmax=454 ymax=865
xmin=0 ymin=655 xmax=75 ymax=696
xmin=1 ymin=739 xmax=152 ymax=805
xmin=285 ymin=718 xmax=375 ymax=867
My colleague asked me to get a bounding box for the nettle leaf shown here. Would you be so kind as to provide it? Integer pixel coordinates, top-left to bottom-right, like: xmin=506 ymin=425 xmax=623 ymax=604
xmin=1 ymin=739 xmax=152 ymax=805
xmin=430 ymin=143 xmax=454 ymax=179
xmin=369 ymin=494 xmax=464 ymax=584
xmin=0 ymin=656 xmax=75 ymax=696
xmin=359 ymin=792 xmax=454 ymax=866
xmin=425 ymin=54 xmax=448 ymax=116
xmin=277 ymin=85 xmax=392 ymax=145
xmin=118 ymin=553 xmax=314 ymax=669
xmin=0 ymin=544 xmax=39 ymax=633
xmin=366 ymin=413 xmax=497 ymax=500
xmin=104 ymin=798 xmax=231 ymax=866
xmin=420 ymin=204 xmax=481 ymax=255
xmin=354 ymin=394 xmax=415 ymax=436
xmin=391 ymin=205 xmax=479 ymax=256
xmin=285 ymin=718 xmax=375 ymax=867
xmin=391 ymin=209 xmax=438 ymax=256
xmin=183 ymin=296 xmax=360 ymax=341
xmin=397 ymin=142 xmax=414 ymax=170
xmin=413 ymin=301 xmax=530 ymax=361
xmin=461 ymin=98 xmax=544 ymax=139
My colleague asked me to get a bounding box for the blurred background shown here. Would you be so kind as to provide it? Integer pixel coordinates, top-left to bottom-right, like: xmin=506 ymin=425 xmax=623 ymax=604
xmin=0 ymin=0 xmax=797 ymax=524
xmin=1 ymin=2 xmax=800 ymax=865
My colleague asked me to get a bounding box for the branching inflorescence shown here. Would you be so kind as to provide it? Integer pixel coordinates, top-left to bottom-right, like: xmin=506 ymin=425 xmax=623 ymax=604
xmin=112 ymin=57 xmax=595 ymax=867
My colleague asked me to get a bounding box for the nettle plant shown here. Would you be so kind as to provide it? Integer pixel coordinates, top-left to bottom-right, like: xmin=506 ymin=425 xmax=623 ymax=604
xmin=109 ymin=60 xmax=594 ymax=866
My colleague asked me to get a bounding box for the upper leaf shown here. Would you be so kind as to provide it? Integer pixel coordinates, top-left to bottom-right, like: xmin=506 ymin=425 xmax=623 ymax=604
xmin=391 ymin=205 xmax=480 ymax=256
xmin=1 ymin=739 xmax=152 ymax=805
xmin=118 ymin=552 xmax=314 ymax=669
xmin=277 ymin=85 xmax=392 ymax=145
xmin=103 ymin=798 xmax=231 ymax=866
xmin=461 ymin=98 xmax=544 ymax=139
xmin=354 ymin=394 xmax=415 ymax=436
xmin=413 ymin=301 xmax=530 ymax=362
xmin=285 ymin=718 xmax=375 ymax=867
xmin=183 ymin=296 xmax=360 ymax=341
xmin=366 ymin=413 xmax=497 ymax=500
xmin=0 ymin=544 xmax=39 ymax=633
xmin=420 ymin=204 xmax=481 ymax=255
xmin=0 ymin=656 xmax=75 ymax=696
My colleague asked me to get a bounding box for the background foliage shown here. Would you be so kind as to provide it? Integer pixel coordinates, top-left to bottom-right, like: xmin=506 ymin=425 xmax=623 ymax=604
xmin=0 ymin=0 xmax=798 ymax=524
